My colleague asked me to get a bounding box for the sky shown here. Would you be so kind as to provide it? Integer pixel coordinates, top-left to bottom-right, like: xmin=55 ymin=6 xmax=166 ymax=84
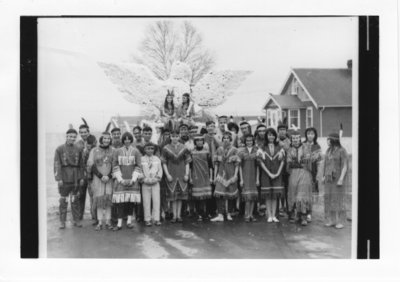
xmin=38 ymin=17 xmax=357 ymax=132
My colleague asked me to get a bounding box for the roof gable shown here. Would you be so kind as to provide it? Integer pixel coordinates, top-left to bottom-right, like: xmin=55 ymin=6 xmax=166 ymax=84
xmin=292 ymin=68 xmax=352 ymax=107
xmin=264 ymin=94 xmax=306 ymax=110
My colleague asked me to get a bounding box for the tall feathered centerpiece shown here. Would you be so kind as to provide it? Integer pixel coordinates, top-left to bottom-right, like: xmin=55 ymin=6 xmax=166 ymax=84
xmin=98 ymin=61 xmax=252 ymax=121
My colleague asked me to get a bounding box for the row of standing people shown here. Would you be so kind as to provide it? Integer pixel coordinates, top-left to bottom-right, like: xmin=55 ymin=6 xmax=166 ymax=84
xmin=54 ymin=115 xmax=349 ymax=231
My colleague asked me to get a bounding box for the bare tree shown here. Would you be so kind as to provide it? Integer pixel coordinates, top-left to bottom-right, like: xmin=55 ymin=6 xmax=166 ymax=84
xmin=133 ymin=20 xmax=215 ymax=85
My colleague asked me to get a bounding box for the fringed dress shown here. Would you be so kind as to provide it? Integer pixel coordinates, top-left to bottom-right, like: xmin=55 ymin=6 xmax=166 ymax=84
xmin=286 ymin=144 xmax=314 ymax=214
xmin=191 ymin=147 xmax=213 ymax=200
xmin=161 ymin=143 xmax=192 ymax=201
xmin=87 ymin=146 xmax=115 ymax=210
xmin=323 ymin=146 xmax=349 ymax=215
xmin=238 ymin=146 xmax=258 ymax=201
xmin=214 ymin=146 xmax=240 ymax=199
xmin=258 ymin=144 xmax=284 ymax=199
xmin=112 ymin=146 xmax=142 ymax=204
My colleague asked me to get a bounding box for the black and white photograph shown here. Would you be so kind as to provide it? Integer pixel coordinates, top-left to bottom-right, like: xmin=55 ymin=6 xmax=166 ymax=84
xmin=39 ymin=16 xmax=357 ymax=259
xmin=3 ymin=0 xmax=400 ymax=281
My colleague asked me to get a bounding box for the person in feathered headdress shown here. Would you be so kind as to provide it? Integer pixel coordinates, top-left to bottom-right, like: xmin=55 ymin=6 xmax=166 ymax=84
xmin=53 ymin=126 xmax=85 ymax=229
xmin=177 ymin=92 xmax=196 ymax=126
xmin=160 ymin=89 xmax=177 ymax=127
xmin=109 ymin=120 xmax=123 ymax=149
xmin=86 ymin=127 xmax=115 ymax=230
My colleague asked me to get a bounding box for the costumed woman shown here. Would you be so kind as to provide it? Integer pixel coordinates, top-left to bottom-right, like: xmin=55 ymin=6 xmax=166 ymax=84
xmin=160 ymin=90 xmax=177 ymax=128
xmin=190 ymin=134 xmax=213 ymax=221
xmin=161 ymin=125 xmax=192 ymax=223
xmin=211 ymin=131 xmax=240 ymax=222
xmin=238 ymin=134 xmax=259 ymax=222
xmin=112 ymin=132 xmax=143 ymax=231
xmin=257 ymin=128 xmax=285 ymax=223
xmin=177 ymin=93 xmax=195 ymax=126
xmin=286 ymin=130 xmax=314 ymax=226
xmin=303 ymin=127 xmax=322 ymax=222
xmin=86 ymin=130 xmax=115 ymax=231
xmin=322 ymin=132 xmax=349 ymax=229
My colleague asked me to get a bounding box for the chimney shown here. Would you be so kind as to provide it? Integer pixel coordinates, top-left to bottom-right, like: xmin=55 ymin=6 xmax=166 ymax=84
xmin=347 ymin=59 xmax=352 ymax=70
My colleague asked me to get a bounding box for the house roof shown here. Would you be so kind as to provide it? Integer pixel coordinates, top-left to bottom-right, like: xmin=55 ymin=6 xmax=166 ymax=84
xmin=292 ymin=68 xmax=352 ymax=107
xmin=264 ymin=94 xmax=307 ymax=110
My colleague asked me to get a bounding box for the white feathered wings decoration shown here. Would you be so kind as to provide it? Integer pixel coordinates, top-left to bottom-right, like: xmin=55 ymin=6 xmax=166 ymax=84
xmin=98 ymin=61 xmax=252 ymax=118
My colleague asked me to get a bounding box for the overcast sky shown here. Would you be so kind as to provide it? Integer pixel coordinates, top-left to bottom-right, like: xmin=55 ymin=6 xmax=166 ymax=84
xmin=38 ymin=17 xmax=357 ymax=132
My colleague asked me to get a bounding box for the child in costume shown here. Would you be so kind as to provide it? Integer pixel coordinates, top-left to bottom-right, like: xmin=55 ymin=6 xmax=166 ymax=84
xmin=141 ymin=142 xmax=163 ymax=226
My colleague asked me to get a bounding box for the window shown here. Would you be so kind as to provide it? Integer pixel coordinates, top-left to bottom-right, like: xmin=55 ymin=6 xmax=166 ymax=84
xmin=306 ymin=107 xmax=313 ymax=128
xmin=288 ymin=109 xmax=300 ymax=129
xmin=291 ymin=78 xmax=299 ymax=95
xmin=266 ymin=110 xmax=272 ymax=127
xmin=266 ymin=109 xmax=281 ymax=128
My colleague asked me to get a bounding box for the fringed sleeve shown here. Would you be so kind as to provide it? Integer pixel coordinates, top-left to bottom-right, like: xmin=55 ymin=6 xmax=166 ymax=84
xmin=86 ymin=149 xmax=95 ymax=180
xmin=112 ymin=149 xmax=123 ymax=182
xmin=54 ymin=146 xmax=62 ymax=181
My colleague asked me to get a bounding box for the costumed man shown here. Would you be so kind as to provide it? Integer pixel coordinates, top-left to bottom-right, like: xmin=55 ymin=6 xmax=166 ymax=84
xmin=179 ymin=123 xmax=190 ymax=145
xmin=133 ymin=125 xmax=145 ymax=148
xmin=216 ymin=115 xmax=238 ymax=147
xmin=75 ymin=118 xmax=97 ymax=221
xmin=238 ymin=121 xmax=252 ymax=148
xmin=111 ymin=127 xmax=123 ymax=149
xmin=277 ymin=123 xmax=291 ymax=216
xmin=54 ymin=128 xmax=85 ymax=229
xmin=137 ymin=126 xmax=161 ymax=157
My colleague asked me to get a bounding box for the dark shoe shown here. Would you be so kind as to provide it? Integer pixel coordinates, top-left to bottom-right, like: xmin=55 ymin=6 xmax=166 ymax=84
xmin=145 ymin=221 xmax=152 ymax=227
xmin=73 ymin=221 xmax=83 ymax=228
xmin=113 ymin=226 xmax=122 ymax=231
xmin=92 ymin=220 xmax=99 ymax=226
xmin=177 ymin=218 xmax=183 ymax=223
xmin=250 ymin=216 xmax=257 ymax=222
xmin=170 ymin=218 xmax=177 ymax=223
xmin=301 ymin=219 xmax=308 ymax=226
xmin=59 ymin=222 xmax=66 ymax=229
xmin=245 ymin=217 xmax=250 ymax=223
xmin=154 ymin=221 xmax=161 ymax=226
xmin=126 ymin=223 xmax=134 ymax=229
xmin=105 ymin=224 xmax=113 ymax=230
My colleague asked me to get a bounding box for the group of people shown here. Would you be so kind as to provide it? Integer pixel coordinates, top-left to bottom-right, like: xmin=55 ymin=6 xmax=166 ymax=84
xmin=53 ymin=92 xmax=349 ymax=232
